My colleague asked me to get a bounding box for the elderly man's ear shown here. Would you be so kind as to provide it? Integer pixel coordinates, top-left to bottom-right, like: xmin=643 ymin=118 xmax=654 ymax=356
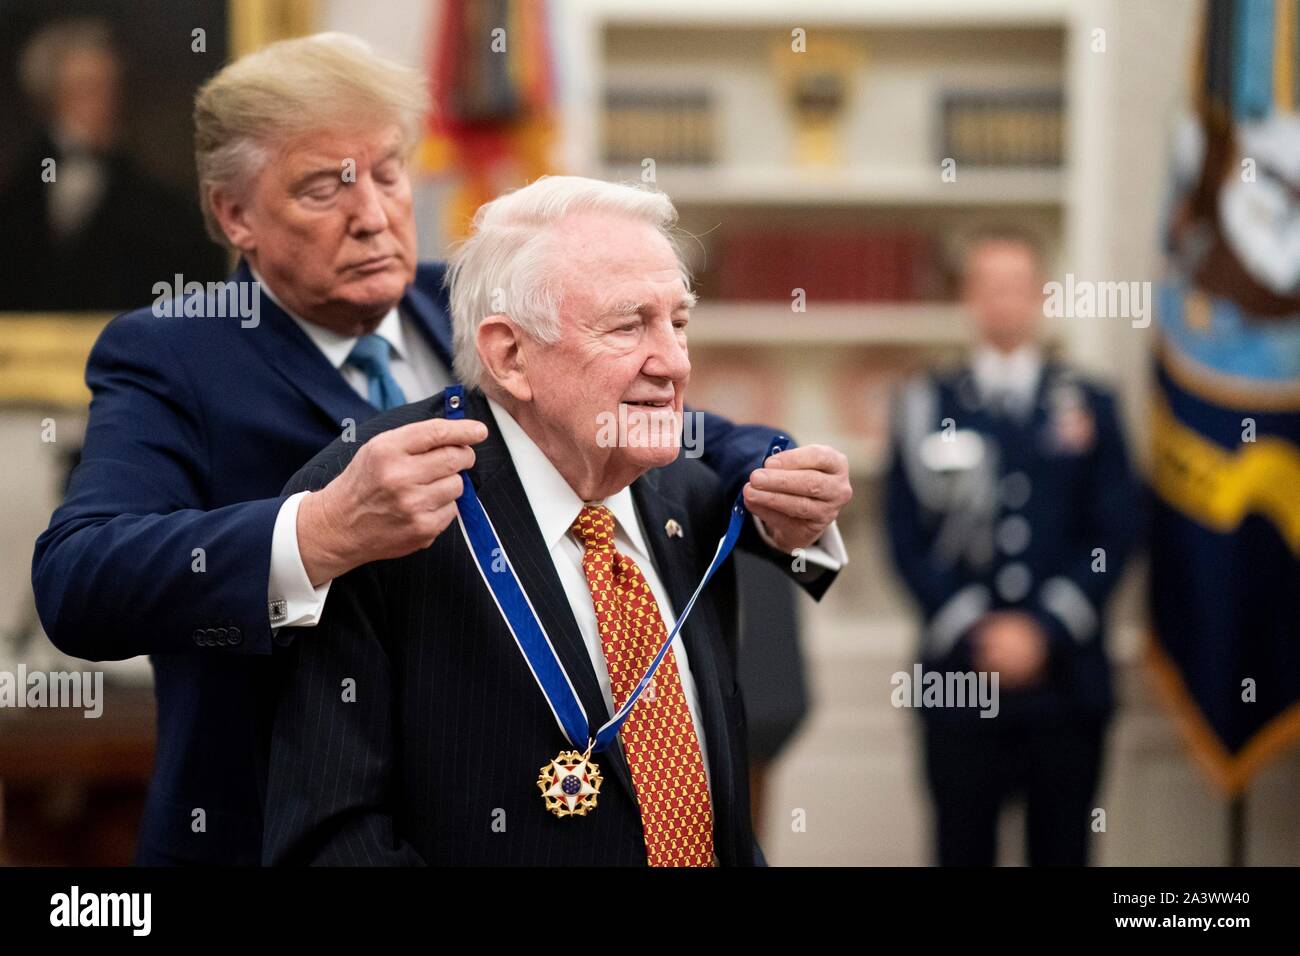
xmin=476 ymin=316 xmax=533 ymax=402
xmin=208 ymin=187 xmax=257 ymax=253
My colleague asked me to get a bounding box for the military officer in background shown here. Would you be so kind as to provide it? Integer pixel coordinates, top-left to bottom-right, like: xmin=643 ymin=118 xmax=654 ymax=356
xmin=884 ymin=228 xmax=1143 ymax=866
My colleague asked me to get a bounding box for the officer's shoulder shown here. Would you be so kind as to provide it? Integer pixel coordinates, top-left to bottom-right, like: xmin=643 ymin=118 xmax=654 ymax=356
xmin=892 ymin=361 xmax=963 ymax=414
xmin=282 ymin=392 xmax=449 ymax=495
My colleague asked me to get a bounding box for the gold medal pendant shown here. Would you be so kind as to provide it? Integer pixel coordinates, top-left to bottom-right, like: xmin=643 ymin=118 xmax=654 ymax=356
xmin=538 ymin=749 xmax=602 ymax=817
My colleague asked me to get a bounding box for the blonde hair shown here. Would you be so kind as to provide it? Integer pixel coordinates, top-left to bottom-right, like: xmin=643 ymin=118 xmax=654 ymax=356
xmin=446 ymin=176 xmax=690 ymax=389
xmin=193 ymin=32 xmax=429 ymax=245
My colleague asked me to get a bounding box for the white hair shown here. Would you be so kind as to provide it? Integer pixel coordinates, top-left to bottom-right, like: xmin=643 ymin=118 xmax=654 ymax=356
xmin=446 ymin=175 xmax=690 ymax=389
xmin=193 ymin=32 xmax=429 ymax=245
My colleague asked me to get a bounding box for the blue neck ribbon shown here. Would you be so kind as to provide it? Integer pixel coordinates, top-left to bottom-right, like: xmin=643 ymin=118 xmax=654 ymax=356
xmin=444 ymin=384 xmax=788 ymax=755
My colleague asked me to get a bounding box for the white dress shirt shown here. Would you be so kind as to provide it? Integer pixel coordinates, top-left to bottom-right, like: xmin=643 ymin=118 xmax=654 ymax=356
xmin=755 ymin=498 xmax=848 ymax=574
xmin=971 ymin=343 xmax=1044 ymax=418
xmin=260 ymin=272 xmax=448 ymax=628
xmin=282 ymin=300 xmax=449 ymax=406
xmin=487 ymin=397 xmax=717 ymax=796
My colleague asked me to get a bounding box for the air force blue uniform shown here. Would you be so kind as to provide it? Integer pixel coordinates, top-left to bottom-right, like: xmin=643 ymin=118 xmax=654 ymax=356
xmin=885 ymin=360 xmax=1142 ymax=864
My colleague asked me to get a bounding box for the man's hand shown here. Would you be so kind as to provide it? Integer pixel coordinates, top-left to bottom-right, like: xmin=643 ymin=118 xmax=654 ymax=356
xmin=296 ymin=417 xmax=489 ymax=586
xmin=971 ymin=611 xmax=1049 ymax=689
xmin=741 ymin=445 xmax=853 ymax=553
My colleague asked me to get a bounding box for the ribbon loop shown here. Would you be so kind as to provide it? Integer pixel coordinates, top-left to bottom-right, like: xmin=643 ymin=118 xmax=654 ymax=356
xmin=445 ymin=383 xmax=788 ymax=752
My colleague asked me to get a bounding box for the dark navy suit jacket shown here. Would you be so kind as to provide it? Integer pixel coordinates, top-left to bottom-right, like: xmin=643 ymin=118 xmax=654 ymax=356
xmin=31 ymin=261 xmax=809 ymax=864
xmin=264 ymin=389 xmax=759 ymax=865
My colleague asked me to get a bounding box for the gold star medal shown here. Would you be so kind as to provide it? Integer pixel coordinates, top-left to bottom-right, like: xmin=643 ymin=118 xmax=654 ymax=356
xmin=538 ymin=749 xmax=602 ymax=817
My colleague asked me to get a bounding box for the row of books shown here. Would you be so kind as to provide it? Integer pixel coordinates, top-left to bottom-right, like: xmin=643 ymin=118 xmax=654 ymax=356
xmin=709 ymin=228 xmax=946 ymax=302
xmin=603 ymin=89 xmax=716 ymax=166
xmin=601 ymin=84 xmax=1064 ymax=170
xmin=939 ymin=90 xmax=1064 ymax=168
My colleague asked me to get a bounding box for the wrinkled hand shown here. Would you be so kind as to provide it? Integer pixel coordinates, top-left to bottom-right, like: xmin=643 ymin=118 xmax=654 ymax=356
xmin=297 ymin=417 xmax=489 ymax=586
xmin=741 ymin=444 xmax=852 ymax=553
xmin=972 ymin=611 xmax=1049 ymax=689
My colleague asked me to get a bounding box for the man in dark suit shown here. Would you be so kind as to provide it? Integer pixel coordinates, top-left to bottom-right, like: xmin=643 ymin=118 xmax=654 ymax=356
xmin=32 ymin=34 xmax=849 ymax=865
xmin=885 ymin=229 xmax=1141 ymax=865
xmin=262 ymin=175 xmax=853 ymax=866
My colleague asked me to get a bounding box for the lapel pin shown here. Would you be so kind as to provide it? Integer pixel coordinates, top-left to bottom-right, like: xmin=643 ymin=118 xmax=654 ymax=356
xmin=665 ymin=518 xmax=683 ymax=539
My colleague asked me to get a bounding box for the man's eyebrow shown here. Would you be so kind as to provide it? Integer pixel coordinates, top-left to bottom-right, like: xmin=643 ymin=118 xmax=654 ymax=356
xmin=289 ymin=147 xmax=404 ymax=190
xmin=602 ymin=290 xmax=698 ymax=317
xmin=289 ymin=166 xmax=343 ymax=190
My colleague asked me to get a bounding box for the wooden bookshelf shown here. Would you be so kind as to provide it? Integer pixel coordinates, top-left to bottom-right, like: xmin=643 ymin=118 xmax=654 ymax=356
xmin=554 ymin=0 xmax=1106 ymax=470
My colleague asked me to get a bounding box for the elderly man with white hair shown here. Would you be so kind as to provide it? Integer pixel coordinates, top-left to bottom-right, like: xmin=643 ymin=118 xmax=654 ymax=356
xmin=32 ymin=34 xmax=849 ymax=867
xmin=263 ymin=175 xmax=853 ymax=866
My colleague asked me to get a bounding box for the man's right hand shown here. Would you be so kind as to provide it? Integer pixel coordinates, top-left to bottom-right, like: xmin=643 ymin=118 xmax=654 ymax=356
xmin=971 ymin=611 xmax=1049 ymax=690
xmin=296 ymin=417 xmax=489 ymax=586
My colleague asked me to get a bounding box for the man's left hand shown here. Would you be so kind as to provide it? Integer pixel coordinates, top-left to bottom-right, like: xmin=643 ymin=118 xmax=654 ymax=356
xmin=742 ymin=445 xmax=853 ymax=553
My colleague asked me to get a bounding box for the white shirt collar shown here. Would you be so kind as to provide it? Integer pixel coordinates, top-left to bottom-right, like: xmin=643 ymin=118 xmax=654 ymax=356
xmin=486 ymin=396 xmax=650 ymax=562
xmin=971 ymin=342 xmax=1043 ymax=404
xmin=250 ymin=265 xmax=404 ymax=369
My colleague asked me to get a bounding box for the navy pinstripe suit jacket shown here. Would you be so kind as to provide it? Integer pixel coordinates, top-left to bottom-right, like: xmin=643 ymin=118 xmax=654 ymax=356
xmin=262 ymin=388 xmax=763 ymax=865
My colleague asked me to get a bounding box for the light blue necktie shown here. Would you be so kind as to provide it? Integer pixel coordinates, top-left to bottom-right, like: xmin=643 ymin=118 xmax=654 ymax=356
xmin=345 ymin=334 xmax=407 ymax=411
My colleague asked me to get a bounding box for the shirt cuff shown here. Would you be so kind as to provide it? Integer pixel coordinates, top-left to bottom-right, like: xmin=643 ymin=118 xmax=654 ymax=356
xmin=268 ymin=491 xmax=332 ymax=629
xmin=754 ymin=517 xmax=849 ymax=571
xmin=925 ymin=584 xmax=991 ymax=659
xmin=1036 ymin=576 xmax=1099 ymax=644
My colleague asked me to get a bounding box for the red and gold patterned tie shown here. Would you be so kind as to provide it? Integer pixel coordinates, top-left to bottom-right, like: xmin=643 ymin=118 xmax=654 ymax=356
xmin=570 ymin=505 xmax=715 ymax=867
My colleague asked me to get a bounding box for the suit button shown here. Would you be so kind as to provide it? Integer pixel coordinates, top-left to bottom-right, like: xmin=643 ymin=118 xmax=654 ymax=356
xmin=995 ymin=563 xmax=1033 ymax=602
xmin=192 ymin=629 xmax=205 ymax=646
xmin=996 ymin=515 xmax=1032 ymax=555
xmin=204 ymin=628 xmax=217 ymax=646
xmin=228 ymin=626 xmax=242 ymax=646
xmin=215 ymin=626 xmax=229 ymax=646
xmin=1000 ymin=471 xmax=1032 ymax=509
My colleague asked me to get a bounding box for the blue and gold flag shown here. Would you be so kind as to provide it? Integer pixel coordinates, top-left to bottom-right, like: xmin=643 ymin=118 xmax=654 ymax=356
xmin=1151 ymin=0 xmax=1300 ymax=792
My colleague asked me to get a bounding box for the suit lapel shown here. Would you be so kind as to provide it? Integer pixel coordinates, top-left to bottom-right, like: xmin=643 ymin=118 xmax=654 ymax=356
xmin=629 ymin=470 xmax=707 ymax=669
xmin=237 ymin=260 xmax=375 ymax=429
xmin=240 ymin=259 xmax=458 ymax=430
xmin=460 ymin=391 xmax=638 ymax=802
